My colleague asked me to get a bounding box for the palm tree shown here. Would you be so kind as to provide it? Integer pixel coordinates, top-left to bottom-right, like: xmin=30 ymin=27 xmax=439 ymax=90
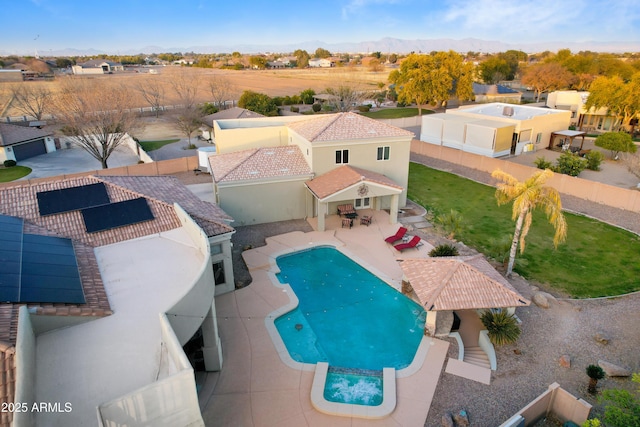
xmin=492 ymin=169 xmax=567 ymax=276
xmin=480 ymin=309 xmax=521 ymax=346
xmin=586 ymin=364 xmax=605 ymax=394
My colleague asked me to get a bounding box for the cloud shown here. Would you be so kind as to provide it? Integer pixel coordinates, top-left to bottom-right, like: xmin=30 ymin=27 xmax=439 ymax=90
xmin=341 ymin=0 xmax=402 ymax=20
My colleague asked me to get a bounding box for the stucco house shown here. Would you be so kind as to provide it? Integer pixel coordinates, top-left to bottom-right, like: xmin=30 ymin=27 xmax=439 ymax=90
xmin=71 ymin=59 xmax=124 ymax=75
xmin=546 ymin=90 xmax=619 ymax=132
xmin=0 ymin=122 xmax=56 ymax=162
xmin=0 ymin=175 xmax=234 ymax=427
xmin=420 ymin=102 xmax=571 ymax=157
xmin=473 ymin=82 xmax=522 ymax=104
xmin=200 ymin=107 xmax=264 ymax=141
xmin=207 ymin=112 xmax=413 ymax=230
xmin=308 ymin=58 xmax=333 ymax=68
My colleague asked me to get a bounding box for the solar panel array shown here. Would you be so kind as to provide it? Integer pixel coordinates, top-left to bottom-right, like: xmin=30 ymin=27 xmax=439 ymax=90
xmin=0 ymin=214 xmax=85 ymax=304
xmin=82 ymin=197 xmax=155 ymax=233
xmin=37 ymin=182 xmax=110 ymax=216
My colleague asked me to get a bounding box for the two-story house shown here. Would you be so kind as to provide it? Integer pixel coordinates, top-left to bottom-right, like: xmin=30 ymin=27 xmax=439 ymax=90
xmin=207 ymin=112 xmax=413 ymax=230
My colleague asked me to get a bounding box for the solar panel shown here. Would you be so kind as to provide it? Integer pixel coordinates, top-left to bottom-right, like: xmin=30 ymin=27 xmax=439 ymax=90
xmin=0 ymin=215 xmax=23 ymax=302
xmin=0 ymin=214 xmax=85 ymax=304
xmin=37 ymin=182 xmax=110 ymax=216
xmin=82 ymin=197 xmax=154 ymax=233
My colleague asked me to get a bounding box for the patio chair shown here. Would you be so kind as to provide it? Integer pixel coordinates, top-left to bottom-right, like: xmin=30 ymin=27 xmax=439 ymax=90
xmin=360 ymin=215 xmax=372 ymax=226
xmin=394 ymin=235 xmax=422 ymax=252
xmin=384 ymin=226 xmax=408 ymax=244
xmin=342 ymin=218 xmax=353 ymax=229
xmin=337 ymin=204 xmax=356 ymax=217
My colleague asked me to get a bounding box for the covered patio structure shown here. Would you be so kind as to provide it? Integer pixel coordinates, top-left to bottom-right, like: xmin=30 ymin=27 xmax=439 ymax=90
xmin=398 ymin=255 xmax=530 ymax=383
xmin=305 ymin=165 xmax=403 ymax=232
xmin=547 ymin=129 xmax=587 ymax=153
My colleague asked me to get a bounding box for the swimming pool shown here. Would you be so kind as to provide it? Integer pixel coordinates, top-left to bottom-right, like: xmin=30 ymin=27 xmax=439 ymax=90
xmin=274 ymin=246 xmax=425 ymax=371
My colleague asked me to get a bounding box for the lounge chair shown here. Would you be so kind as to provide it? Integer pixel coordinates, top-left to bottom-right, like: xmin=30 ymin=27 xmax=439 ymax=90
xmin=341 ymin=218 xmax=353 ymax=228
xmin=394 ymin=235 xmax=422 ymax=252
xmin=337 ymin=204 xmax=356 ymax=217
xmin=384 ymin=226 xmax=408 ymax=244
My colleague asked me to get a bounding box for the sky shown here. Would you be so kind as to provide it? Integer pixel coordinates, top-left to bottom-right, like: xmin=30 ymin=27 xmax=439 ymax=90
xmin=1 ymin=0 xmax=639 ymax=54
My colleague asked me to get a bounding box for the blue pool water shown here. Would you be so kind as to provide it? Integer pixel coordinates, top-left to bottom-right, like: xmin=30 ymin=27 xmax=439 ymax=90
xmin=274 ymin=246 xmax=425 ymax=371
xmin=324 ymin=370 xmax=383 ymax=406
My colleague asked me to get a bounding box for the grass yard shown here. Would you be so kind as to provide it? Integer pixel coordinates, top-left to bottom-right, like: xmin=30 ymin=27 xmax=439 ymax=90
xmin=408 ymin=162 xmax=640 ymax=298
xmin=361 ymin=107 xmax=434 ymax=119
xmin=138 ymin=139 xmax=180 ymax=151
xmin=0 ymin=166 xmax=32 ymax=182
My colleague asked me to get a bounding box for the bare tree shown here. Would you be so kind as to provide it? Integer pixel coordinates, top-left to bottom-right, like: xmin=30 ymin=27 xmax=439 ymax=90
xmin=324 ymin=80 xmax=373 ymax=112
xmin=137 ymin=77 xmax=166 ymax=118
xmin=208 ymin=75 xmax=236 ymax=110
xmin=9 ymin=83 xmax=52 ymax=120
xmin=174 ymin=109 xmax=202 ymax=146
xmin=168 ymin=69 xmax=203 ymax=145
xmin=54 ymin=78 xmax=142 ymax=169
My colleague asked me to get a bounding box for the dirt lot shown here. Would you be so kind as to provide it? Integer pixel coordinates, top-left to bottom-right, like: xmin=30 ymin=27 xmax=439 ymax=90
xmin=1 ymin=66 xmax=391 ymax=117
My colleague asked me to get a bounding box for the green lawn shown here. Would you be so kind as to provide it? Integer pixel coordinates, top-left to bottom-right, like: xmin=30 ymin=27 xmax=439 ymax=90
xmin=0 ymin=166 xmax=32 ymax=182
xmin=408 ymin=162 xmax=640 ymax=298
xmin=361 ymin=107 xmax=434 ymax=119
xmin=138 ymin=139 xmax=180 ymax=151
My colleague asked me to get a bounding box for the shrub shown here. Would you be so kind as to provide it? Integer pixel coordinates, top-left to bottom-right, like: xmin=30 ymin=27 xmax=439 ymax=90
xmin=586 ymin=364 xmax=605 ymax=394
xmin=429 ymin=244 xmax=459 ymax=257
xmin=357 ymin=105 xmax=370 ymax=112
xmin=480 ymin=309 xmax=521 ymax=346
xmin=434 ymin=209 xmax=463 ymax=239
xmin=322 ymin=104 xmax=335 ymax=112
xmin=555 ymin=152 xmax=587 ymax=176
xmin=595 ymin=131 xmax=637 ymax=159
xmin=533 ymin=156 xmax=553 ymax=170
xmin=290 ymin=106 xmax=299 ymax=113
xmin=312 ymin=103 xmax=322 ymax=112
xmin=3 ymin=160 xmax=17 ymax=167
xmin=584 ymin=150 xmax=605 ymax=171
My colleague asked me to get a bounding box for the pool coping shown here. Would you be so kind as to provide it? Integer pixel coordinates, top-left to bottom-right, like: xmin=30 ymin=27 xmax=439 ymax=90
xmin=310 ymin=362 xmax=397 ymax=419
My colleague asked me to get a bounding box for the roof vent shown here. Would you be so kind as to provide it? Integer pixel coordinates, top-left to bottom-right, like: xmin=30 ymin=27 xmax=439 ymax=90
xmin=502 ymin=106 xmax=514 ymax=117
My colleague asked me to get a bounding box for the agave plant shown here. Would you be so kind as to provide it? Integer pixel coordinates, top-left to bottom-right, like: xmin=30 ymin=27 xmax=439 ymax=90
xmin=429 ymin=244 xmax=459 ymax=257
xmin=480 ymin=309 xmax=521 ymax=346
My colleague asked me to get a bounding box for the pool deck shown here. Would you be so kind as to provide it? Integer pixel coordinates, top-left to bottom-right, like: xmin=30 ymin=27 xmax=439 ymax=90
xmin=201 ymin=210 xmax=451 ymax=426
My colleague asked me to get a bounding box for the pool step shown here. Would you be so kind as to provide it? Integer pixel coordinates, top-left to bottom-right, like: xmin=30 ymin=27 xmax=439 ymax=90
xmin=463 ymin=346 xmax=491 ymax=369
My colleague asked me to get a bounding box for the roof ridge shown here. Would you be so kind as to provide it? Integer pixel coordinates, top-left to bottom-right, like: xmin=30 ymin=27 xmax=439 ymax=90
xmin=422 ymin=259 xmax=462 ymax=310
xmin=215 ymin=148 xmax=259 ymax=181
xmin=301 ymin=113 xmax=342 ymax=141
xmin=459 ymin=260 xmax=529 ymax=302
xmin=92 ymin=175 xmax=174 ymax=209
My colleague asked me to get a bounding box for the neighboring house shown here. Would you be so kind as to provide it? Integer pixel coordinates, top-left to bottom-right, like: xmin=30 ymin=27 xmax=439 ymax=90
xmin=0 ymin=69 xmax=23 ymax=82
xmin=308 ymin=58 xmax=333 ymax=68
xmin=267 ymin=61 xmax=287 ymax=69
xmin=0 ymin=175 xmax=235 ymax=427
xmin=208 ymin=112 xmax=414 ymax=230
xmin=420 ymin=102 xmax=571 ymax=157
xmin=473 ymin=82 xmax=522 ymax=104
xmin=546 ymin=90 xmax=617 ymax=132
xmin=71 ymin=59 xmax=124 ymax=75
xmin=200 ymin=107 xmax=265 ymax=141
xmin=0 ymin=122 xmax=55 ymax=162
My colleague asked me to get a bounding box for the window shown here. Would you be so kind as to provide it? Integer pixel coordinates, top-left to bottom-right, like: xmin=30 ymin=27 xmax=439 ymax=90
xmin=354 ymin=197 xmax=370 ymax=209
xmin=377 ymin=146 xmax=390 ymax=161
xmin=335 ymin=149 xmax=349 ymax=164
xmin=535 ymin=133 xmax=542 ymax=144
xmin=213 ymin=260 xmax=226 ymax=286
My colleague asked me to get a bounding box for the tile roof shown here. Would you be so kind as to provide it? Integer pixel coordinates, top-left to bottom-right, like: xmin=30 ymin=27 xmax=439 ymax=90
xmin=0 ymin=340 xmax=16 ymax=427
xmin=399 ymin=255 xmax=530 ymax=311
xmin=0 ymin=122 xmax=52 ymax=146
xmin=305 ymin=165 xmax=403 ymax=200
xmin=208 ymin=146 xmax=312 ymax=183
xmin=202 ymin=107 xmax=265 ymax=125
xmin=287 ymin=112 xmax=414 ymax=142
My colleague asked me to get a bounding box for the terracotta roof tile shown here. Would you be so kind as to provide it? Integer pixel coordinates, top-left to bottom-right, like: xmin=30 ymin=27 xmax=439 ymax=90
xmin=209 ymin=146 xmax=312 ymax=183
xmin=287 ymin=112 xmax=413 ymax=142
xmin=305 ymin=165 xmax=403 ymax=200
xmin=399 ymin=255 xmax=530 ymax=311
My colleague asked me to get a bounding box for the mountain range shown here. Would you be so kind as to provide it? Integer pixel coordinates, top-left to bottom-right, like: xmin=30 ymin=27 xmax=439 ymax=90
xmin=3 ymin=37 xmax=639 ymax=57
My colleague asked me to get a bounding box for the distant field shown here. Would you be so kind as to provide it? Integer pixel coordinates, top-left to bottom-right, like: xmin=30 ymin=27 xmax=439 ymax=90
xmin=2 ymin=66 xmax=392 ymax=117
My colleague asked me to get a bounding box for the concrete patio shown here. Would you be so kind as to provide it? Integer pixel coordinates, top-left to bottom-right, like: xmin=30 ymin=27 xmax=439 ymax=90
xmin=200 ymin=210 xmax=452 ymax=426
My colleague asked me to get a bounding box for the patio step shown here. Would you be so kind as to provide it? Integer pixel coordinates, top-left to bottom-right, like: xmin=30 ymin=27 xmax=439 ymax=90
xmin=464 ymin=346 xmax=491 ymax=369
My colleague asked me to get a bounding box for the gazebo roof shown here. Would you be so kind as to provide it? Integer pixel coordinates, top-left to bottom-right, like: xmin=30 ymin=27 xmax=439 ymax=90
xmin=552 ymin=130 xmax=586 ymax=137
xmin=399 ymin=255 xmax=530 ymax=311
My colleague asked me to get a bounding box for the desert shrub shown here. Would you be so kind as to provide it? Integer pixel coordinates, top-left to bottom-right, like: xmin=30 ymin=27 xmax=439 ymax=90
xmin=584 ymin=150 xmax=605 ymax=171
xmin=3 ymin=160 xmax=17 ymax=167
xmin=429 ymin=244 xmax=459 ymax=257
xmin=555 ymin=152 xmax=587 ymax=176
xmin=434 ymin=209 xmax=463 ymax=239
xmin=586 ymin=364 xmax=606 ymax=394
xmin=357 ymin=105 xmax=370 ymax=112
xmin=480 ymin=309 xmax=521 ymax=346
xmin=312 ymin=103 xmax=322 ymax=112
xmin=533 ymin=156 xmax=553 ymax=170
xmin=322 ymin=104 xmax=335 ymax=112
xmin=200 ymin=102 xmax=218 ymax=115
xmin=290 ymin=106 xmax=299 ymax=113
